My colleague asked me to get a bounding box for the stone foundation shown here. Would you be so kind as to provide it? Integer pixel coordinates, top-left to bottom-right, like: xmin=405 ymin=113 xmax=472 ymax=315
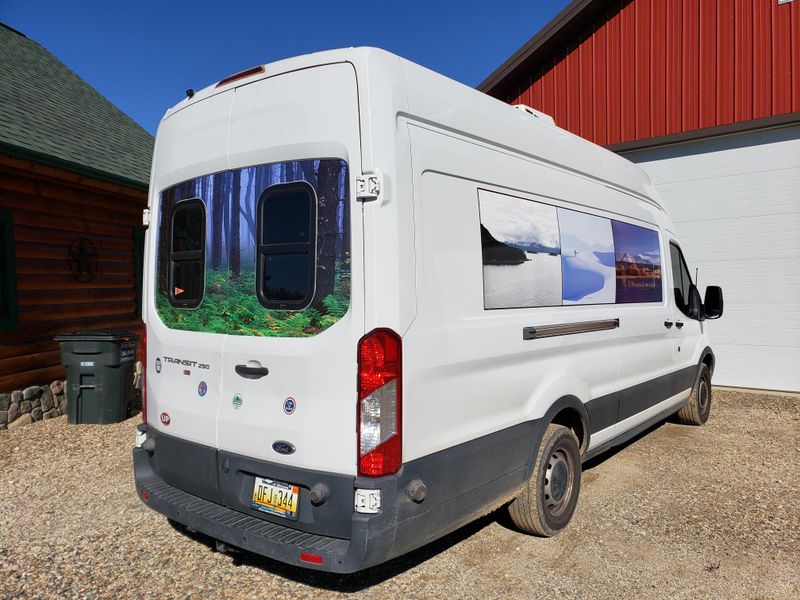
xmin=0 ymin=381 xmax=68 ymax=430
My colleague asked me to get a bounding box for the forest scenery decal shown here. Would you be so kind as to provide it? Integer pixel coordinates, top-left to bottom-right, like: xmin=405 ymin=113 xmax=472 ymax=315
xmin=157 ymin=159 xmax=350 ymax=337
xmin=478 ymin=190 xmax=662 ymax=309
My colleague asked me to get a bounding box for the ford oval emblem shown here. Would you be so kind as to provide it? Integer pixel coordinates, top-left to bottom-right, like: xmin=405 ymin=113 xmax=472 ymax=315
xmin=272 ymin=441 xmax=295 ymax=455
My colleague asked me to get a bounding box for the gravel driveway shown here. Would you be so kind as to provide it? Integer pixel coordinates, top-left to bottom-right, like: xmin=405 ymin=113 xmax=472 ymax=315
xmin=1 ymin=388 xmax=798 ymax=599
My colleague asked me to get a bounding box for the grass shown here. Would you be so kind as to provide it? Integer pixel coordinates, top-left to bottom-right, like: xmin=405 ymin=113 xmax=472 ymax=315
xmin=156 ymin=266 xmax=350 ymax=337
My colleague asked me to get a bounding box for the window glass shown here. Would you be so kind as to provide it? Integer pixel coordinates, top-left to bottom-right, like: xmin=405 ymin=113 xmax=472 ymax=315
xmin=172 ymin=260 xmax=204 ymax=304
xmin=257 ymin=182 xmax=316 ymax=309
xmin=172 ymin=204 xmax=204 ymax=253
xmin=0 ymin=208 xmax=18 ymax=331
xmin=260 ymin=187 xmax=312 ymax=245
xmin=0 ymin=227 xmax=7 ymax=316
xmin=261 ymin=254 xmax=311 ymax=302
xmin=611 ymin=220 xmax=663 ymax=303
xmin=670 ymin=243 xmax=693 ymax=315
xmin=169 ymin=200 xmax=205 ymax=308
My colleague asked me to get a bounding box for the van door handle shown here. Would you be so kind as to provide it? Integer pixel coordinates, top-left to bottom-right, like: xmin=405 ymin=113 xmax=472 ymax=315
xmin=664 ymin=320 xmax=674 ymax=329
xmin=235 ymin=365 xmax=269 ymax=379
xmin=675 ymin=321 xmax=684 ymax=329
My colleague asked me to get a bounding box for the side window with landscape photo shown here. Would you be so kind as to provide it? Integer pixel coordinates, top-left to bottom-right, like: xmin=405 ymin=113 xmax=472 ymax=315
xmin=478 ymin=190 xmax=664 ymax=310
xmin=611 ymin=221 xmax=662 ymax=303
xmin=557 ymin=208 xmax=615 ymax=305
xmin=478 ymin=190 xmax=562 ymax=309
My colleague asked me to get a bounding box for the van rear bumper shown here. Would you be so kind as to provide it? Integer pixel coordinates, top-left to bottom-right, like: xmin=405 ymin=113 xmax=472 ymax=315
xmin=134 ymin=448 xmax=372 ymax=572
xmin=133 ymin=418 xmax=539 ymax=572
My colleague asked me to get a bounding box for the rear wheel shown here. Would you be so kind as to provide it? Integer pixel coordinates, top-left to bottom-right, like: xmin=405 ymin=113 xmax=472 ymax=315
xmin=508 ymin=424 xmax=581 ymax=537
xmin=675 ymin=364 xmax=712 ymax=425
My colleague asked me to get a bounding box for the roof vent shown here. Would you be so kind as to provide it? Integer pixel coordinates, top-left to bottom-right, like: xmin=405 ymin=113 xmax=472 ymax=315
xmin=513 ymin=104 xmax=555 ymax=126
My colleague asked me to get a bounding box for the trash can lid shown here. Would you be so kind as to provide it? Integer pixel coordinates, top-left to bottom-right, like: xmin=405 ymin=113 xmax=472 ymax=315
xmin=54 ymin=330 xmax=140 ymax=342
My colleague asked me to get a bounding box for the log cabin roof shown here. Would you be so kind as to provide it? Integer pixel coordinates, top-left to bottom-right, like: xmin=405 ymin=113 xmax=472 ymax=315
xmin=0 ymin=23 xmax=153 ymax=190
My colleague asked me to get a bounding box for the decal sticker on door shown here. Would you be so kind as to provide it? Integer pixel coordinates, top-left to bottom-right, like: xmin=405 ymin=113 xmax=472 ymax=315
xmin=156 ymin=159 xmax=351 ymax=337
xmin=478 ymin=190 xmax=662 ymax=308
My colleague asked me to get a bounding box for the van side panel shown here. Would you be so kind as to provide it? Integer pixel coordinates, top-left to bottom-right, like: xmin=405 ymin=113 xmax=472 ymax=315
xmin=403 ymin=123 xmax=623 ymax=464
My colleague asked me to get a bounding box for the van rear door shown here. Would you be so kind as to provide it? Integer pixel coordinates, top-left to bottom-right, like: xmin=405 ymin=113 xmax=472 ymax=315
xmin=149 ymin=63 xmax=363 ymax=482
xmin=216 ymin=64 xmax=363 ymax=476
xmin=147 ymin=91 xmax=233 ymax=451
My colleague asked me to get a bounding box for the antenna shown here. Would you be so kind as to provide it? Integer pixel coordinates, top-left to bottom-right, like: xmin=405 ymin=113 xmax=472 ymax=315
xmin=695 ymin=267 xmax=699 ymax=288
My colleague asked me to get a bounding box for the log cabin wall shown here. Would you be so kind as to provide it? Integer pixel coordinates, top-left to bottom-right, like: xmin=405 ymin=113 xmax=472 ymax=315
xmin=0 ymin=154 xmax=146 ymax=392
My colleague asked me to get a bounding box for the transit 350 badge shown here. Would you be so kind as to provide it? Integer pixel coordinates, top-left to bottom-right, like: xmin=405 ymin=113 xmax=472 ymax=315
xmin=198 ymin=381 xmax=207 ymax=397
xmin=232 ymin=394 xmax=243 ymax=410
xmin=283 ymin=397 xmax=296 ymax=415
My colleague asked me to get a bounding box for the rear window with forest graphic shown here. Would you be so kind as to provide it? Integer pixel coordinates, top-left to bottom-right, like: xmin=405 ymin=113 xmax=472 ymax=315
xmin=156 ymin=159 xmax=350 ymax=337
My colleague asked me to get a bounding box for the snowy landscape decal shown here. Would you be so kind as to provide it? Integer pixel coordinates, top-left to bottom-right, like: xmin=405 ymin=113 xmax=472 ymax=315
xmin=157 ymin=159 xmax=350 ymax=337
xmin=479 ymin=191 xmax=561 ymax=308
xmin=558 ymin=208 xmax=615 ymax=304
xmin=479 ymin=191 xmax=663 ymax=309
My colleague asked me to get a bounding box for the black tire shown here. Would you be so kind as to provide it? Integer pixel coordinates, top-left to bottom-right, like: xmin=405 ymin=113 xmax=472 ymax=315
xmin=675 ymin=364 xmax=712 ymax=425
xmin=508 ymin=424 xmax=581 ymax=537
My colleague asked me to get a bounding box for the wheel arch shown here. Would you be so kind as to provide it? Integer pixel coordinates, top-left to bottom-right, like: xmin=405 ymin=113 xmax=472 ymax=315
xmin=524 ymin=395 xmax=590 ymax=481
xmin=699 ymin=346 xmax=715 ymax=377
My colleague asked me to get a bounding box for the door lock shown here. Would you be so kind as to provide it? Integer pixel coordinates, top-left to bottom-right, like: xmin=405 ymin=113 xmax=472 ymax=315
xmin=664 ymin=320 xmax=674 ymax=329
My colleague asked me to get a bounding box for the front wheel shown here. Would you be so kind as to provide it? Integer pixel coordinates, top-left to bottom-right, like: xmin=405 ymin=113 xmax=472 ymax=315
xmin=508 ymin=424 xmax=581 ymax=537
xmin=675 ymin=364 xmax=712 ymax=425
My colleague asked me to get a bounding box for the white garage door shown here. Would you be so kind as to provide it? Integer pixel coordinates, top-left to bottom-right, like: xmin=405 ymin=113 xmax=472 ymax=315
xmin=624 ymin=124 xmax=800 ymax=392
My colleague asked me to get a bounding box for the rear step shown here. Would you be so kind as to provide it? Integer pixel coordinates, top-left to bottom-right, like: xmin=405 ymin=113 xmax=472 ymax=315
xmin=134 ymin=451 xmax=350 ymax=570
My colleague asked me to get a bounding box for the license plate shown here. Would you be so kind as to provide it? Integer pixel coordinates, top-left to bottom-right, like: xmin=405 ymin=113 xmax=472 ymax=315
xmin=250 ymin=477 xmax=299 ymax=520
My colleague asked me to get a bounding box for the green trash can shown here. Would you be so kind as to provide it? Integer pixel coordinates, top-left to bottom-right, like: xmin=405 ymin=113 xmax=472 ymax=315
xmin=54 ymin=331 xmax=138 ymax=424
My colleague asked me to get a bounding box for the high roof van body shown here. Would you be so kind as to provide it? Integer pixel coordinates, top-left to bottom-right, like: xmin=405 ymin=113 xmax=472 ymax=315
xmin=133 ymin=48 xmax=723 ymax=572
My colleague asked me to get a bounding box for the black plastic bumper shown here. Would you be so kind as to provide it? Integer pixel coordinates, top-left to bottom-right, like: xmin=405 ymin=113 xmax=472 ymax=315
xmin=134 ymin=447 xmax=397 ymax=573
xmin=133 ymin=418 xmax=538 ymax=572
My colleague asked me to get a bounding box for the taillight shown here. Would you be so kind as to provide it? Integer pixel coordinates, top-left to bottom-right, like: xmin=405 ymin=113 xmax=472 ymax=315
xmin=141 ymin=328 xmax=147 ymax=424
xmin=357 ymin=329 xmax=402 ymax=477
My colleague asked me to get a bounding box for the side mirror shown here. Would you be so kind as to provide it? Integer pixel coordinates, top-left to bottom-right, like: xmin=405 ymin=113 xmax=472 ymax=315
xmin=703 ymin=285 xmax=724 ymax=319
xmin=687 ymin=285 xmax=703 ymax=320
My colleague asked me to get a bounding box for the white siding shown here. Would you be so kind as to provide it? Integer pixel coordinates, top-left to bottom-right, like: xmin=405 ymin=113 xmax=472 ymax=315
xmin=624 ymin=124 xmax=800 ymax=391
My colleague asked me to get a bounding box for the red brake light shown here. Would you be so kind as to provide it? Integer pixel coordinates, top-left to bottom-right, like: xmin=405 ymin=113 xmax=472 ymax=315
xmin=357 ymin=329 xmax=402 ymax=477
xmin=215 ymin=65 xmax=265 ymax=88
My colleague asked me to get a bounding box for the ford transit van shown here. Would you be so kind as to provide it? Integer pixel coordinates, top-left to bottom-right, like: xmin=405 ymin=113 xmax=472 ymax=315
xmin=133 ymin=48 xmax=724 ymax=573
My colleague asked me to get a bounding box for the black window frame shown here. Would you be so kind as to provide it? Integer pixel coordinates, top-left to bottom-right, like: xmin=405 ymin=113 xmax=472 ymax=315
xmin=669 ymin=241 xmax=694 ymax=317
xmin=256 ymin=181 xmax=317 ymax=310
xmin=0 ymin=208 xmax=19 ymax=332
xmin=168 ymin=198 xmax=206 ymax=309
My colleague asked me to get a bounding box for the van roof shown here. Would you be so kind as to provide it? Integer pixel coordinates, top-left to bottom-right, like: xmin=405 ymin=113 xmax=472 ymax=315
xmin=163 ymin=47 xmax=662 ymax=211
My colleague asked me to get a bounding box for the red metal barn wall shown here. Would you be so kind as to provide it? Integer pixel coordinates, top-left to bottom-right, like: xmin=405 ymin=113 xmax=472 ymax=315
xmin=503 ymin=0 xmax=800 ymax=145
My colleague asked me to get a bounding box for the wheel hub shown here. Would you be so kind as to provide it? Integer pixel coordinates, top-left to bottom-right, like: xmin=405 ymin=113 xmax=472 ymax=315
xmin=698 ymin=380 xmax=709 ymax=412
xmin=543 ymin=449 xmax=574 ymax=516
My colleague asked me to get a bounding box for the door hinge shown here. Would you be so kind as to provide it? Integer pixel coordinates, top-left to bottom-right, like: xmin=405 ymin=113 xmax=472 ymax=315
xmin=142 ymin=208 xmax=151 ymax=227
xmin=356 ymin=173 xmax=382 ymax=202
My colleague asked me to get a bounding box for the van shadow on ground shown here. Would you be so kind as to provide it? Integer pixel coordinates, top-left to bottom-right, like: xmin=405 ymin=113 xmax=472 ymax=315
xmin=169 ymin=417 xmax=672 ymax=592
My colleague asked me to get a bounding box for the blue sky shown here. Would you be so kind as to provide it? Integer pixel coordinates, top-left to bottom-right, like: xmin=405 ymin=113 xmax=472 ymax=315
xmin=0 ymin=0 xmax=570 ymax=134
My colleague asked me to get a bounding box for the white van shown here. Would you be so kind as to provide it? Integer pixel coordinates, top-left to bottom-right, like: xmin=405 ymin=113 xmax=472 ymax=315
xmin=133 ymin=48 xmax=724 ymax=573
